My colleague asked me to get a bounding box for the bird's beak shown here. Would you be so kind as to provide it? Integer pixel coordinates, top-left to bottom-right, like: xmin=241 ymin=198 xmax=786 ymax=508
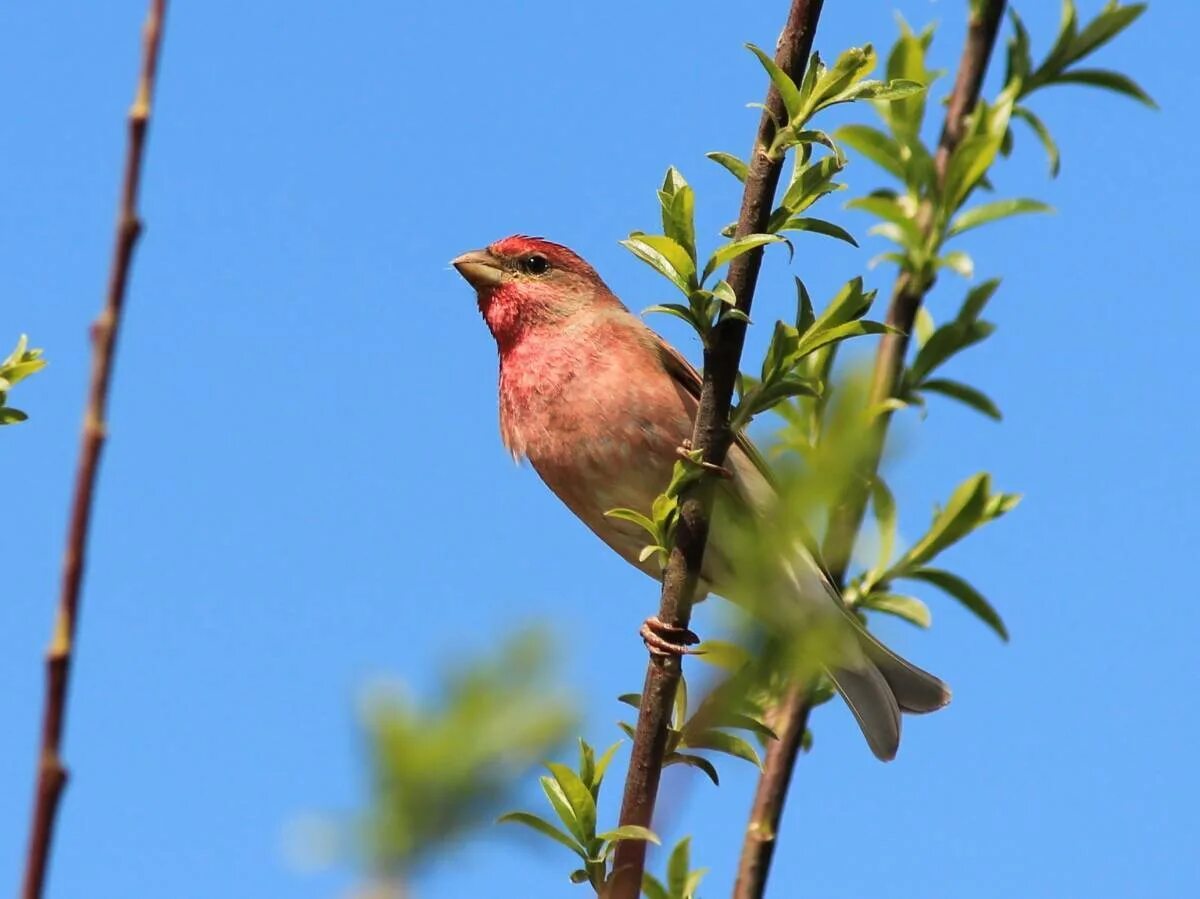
xmin=452 ymin=249 xmax=506 ymax=291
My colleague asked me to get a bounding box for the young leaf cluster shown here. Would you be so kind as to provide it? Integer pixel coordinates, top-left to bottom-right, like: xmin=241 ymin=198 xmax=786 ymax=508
xmin=845 ymin=472 xmax=1019 ymax=640
xmin=499 ymin=739 xmax=658 ymax=891
xmin=618 ymin=674 xmax=775 ymax=786
xmin=642 ymin=837 xmax=707 ymax=899
xmin=1 ymin=335 xmax=46 ymax=425
xmin=1006 ymin=1 xmax=1153 ymax=174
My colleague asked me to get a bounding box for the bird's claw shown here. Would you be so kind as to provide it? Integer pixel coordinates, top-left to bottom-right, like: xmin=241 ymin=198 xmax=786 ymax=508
xmin=675 ymin=441 xmax=732 ymax=479
xmin=640 ymin=615 xmax=703 ymax=657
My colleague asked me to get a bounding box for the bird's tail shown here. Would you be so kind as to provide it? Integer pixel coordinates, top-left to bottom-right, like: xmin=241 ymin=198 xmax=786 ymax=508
xmin=824 ymin=602 xmax=951 ymax=761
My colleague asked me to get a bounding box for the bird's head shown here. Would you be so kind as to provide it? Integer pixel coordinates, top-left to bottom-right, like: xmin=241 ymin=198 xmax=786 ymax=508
xmin=452 ymin=236 xmax=619 ymax=350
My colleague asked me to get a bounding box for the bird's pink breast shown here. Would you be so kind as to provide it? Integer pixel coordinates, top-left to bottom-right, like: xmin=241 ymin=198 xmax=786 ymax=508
xmin=497 ymin=314 xmax=695 ymax=565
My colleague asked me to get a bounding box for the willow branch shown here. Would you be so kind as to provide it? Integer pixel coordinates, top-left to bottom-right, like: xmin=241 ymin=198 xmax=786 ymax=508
xmin=21 ymin=4 xmax=167 ymax=897
xmin=607 ymin=3 xmax=825 ymax=897
xmin=733 ymin=4 xmax=1007 ymax=899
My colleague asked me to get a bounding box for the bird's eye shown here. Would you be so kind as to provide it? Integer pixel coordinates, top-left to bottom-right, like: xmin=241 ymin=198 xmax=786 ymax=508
xmin=519 ymin=254 xmax=550 ymax=276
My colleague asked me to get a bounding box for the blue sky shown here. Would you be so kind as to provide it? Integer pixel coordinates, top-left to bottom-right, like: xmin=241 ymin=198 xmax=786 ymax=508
xmin=2 ymin=1 xmax=1195 ymax=897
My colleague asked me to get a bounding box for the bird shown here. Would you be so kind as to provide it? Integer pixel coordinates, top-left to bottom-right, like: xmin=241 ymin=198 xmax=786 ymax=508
xmin=452 ymin=234 xmax=950 ymax=760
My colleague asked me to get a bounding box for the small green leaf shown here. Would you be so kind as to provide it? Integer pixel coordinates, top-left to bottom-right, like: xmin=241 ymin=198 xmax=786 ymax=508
xmin=905 ymin=567 xmax=1009 ymax=641
xmin=937 ymin=250 xmax=974 ymax=278
xmin=686 ymin=730 xmax=762 ymax=768
xmin=597 ymin=825 xmax=660 ymax=846
xmin=836 ymin=124 xmax=907 ymax=181
xmin=959 ymin=279 xmax=1001 ymax=323
xmin=539 ymin=775 xmax=585 ymax=844
xmin=777 ymin=216 xmax=859 ymax=247
xmin=593 ymin=741 xmax=622 ymax=787
xmin=0 ymin=408 xmax=29 ymax=425
xmin=707 ymin=151 xmax=748 ymax=182
xmin=871 ymin=475 xmax=897 ymax=572
xmin=948 ymin=198 xmax=1053 ymax=237
xmin=545 ymin=763 xmax=597 ymax=842
xmin=621 ymin=237 xmax=692 ymax=295
xmin=747 ymin=43 xmax=804 ymax=123
xmin=701 ymin=234 xmax=783 ymax=283
xmin=1072 ymin=3 xmax=1147 ymax=63
xmin=897 ymin=473 xmax=992 ymax=571
xmin=617 ymin=692 xmax=642 ymax=709
xmin=498 ymin=812 xmax=587 ymax=859
xmin=642 ymin=874 xmax=670 ymax=899
xmin=863 ymin=593 xmax=932 ymax=628
xmin=848 ymin=194 xmax=923 ymax=251
xmin=921 ymin=378 xmax=1002 ymax=420
xmin=665 ymin=752 xmax=720 ymax=785
xmin=604 ymin=507 xmax=657 ymax=536
xmin=794 ymin=320 xmax=895 ymax=359
xmin=667 ymin=836 xmax=692 ymax=897
xmin=1054 ymin=68 xmax=1157 ymax=107
xmin=1012 ymin=106 xmax=1061 ymax=177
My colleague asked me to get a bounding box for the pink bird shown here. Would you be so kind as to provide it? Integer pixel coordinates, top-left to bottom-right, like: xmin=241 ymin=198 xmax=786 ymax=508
xmin=453 ymin=235 xmax=950 ymax=760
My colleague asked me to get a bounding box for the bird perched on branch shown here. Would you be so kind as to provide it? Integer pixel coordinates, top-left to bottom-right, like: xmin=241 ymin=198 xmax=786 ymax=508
xmin=453 ymin=235 xmax=950 ymax=760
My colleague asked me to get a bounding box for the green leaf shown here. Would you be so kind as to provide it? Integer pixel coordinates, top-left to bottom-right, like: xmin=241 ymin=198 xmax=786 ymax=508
xmin=747 ymin=43 xmax=803 ymax=123
xmin=811 ymin=45 xmax=876 ymax=110
xmin=545 ymin=763 xmax=597 ymax=843
xmin=871 ymin=475 xmax=897 ymax=572
xmin=1054 ymin=68 xmax=1157 ymax=108
xmin=686 ymin=730 xmax=762 ymax=768
xmin=539 ymin=775 xmax=586 ymax=844
xmin=659 ymin=173 xmax=697 ymax=263
xmin=622 ymin=237 xmax=692 ymax=295
xmin=701 ymin=234 xmax=783 ymax=283
xmin=845 ymin=78 xmax=924 ymax=101
xmin=795 ymin=277 xmax=815 ymax=334
xmin=593 ymin=740 xmax=622 ymax=787
xmin=597 ymin=824 xmax=660 ymax=846
xmin=667 ymin=837 xmax=692 ymax=897
xmin=921 ymin=378 xmax=1002 ymax=420
xmin=794 ymin=320 xmax=894 ymax=359
xmin=498 ymin=812 xmax=587 ymax=859
xmin=847 ymin=194 xmax=922 ymax=250
xmin=0 ymin=408 xmax=29 ymax=425
xmin=836 ymin=124 xmax=906 ymax=180
xmin=948 ymin=198 xmax=1053 ymax=238
xmin=863 ymin=593 xmax=932 ymax=628
xmin=959 ymin=278 xmax=1001 ymax=323
xmin=937 ymin=250 xmax=974 ymax=279
xmin=908 ymin=320 xmax=994 ymax=383
xmin=665 ymin=752 xmax=720 ymax=785
xmin=779 ymin=155 xmax=845 ymax=216
xmin=642 ymin=874 xmax=670 ymax=899
xmin=906 ymin=567 xmax=1010 ymax=641
xmin=642 ymin=303 xmax=703 ymax=332
xmin=1013 ymin=106 xmax=1061 ymax=177
xmin=631 ymin=233 xmax=696 ymax=283
xmin=915 ymin=306 xmax=935 ymax=346
xmin=673 ymin=677 xmax=689 ymax=732
xmin=777 ymin=216 xmax=858 ymax=247
xmin=604 ymin=507 xmax=658 ymax=537
xmin=898 ymin=474 xmax=992 ymax=571
xmin=707 ymin=151 xmax=748 ymax=182
xmin=1071 ymin=3 xmax=1147 ymax=63
xmin=617 ymin=692 xmax=641 ymax=709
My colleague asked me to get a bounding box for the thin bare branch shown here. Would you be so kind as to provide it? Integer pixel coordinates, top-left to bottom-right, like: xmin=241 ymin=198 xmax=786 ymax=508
xmin=21 ymin=3 xmax=168 ymax=897
xmin=733 ymin=4 xmax=1008 ymax=898
xmin=607 ymin=4 xmax=826 ymax=897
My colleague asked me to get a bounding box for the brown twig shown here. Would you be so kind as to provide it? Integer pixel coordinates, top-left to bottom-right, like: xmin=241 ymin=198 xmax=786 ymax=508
xmin=607 ymin=4 xmax=825 ymax=897
xmin=21 ymin=3 xmax=167 ymax=897
xmin=732 ymin=4 xmax=1008 ymax=899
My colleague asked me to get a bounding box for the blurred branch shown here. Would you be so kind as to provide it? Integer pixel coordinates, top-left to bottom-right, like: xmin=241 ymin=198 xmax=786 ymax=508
xmin=21 ymin=3 xmax=167 ymax=897
xmin=608 ymin=2 xmax=826 ymax=897
xmin=733 ymin=4 xmax=1007 ymax=899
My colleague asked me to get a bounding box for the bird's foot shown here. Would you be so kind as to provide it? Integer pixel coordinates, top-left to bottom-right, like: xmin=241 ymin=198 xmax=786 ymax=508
xmin=675 ymin=440 xmax=732 ymax=479
xmin=640 ymin=615 xmax=702 ymax=657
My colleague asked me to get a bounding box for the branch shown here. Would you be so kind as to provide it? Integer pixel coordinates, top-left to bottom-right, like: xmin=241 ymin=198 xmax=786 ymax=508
xmin=607 ymin=3 xmax=825 ymax=897
xmin=733 ymin=4 xmax=1008 ymax=899
xmin=21 ymin=3 xmax=167 ymax=897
